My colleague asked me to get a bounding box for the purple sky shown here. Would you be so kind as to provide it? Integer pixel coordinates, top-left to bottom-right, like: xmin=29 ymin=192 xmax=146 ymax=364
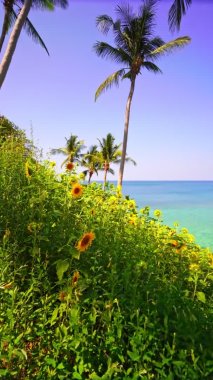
xmin=0 ymin=0 xmax=212 ymax=180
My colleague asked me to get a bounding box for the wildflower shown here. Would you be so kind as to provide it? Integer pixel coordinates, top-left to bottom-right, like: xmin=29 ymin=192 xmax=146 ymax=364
xmin=72 ymin=271 xmax=80 ymax=286
xmin=116 ymin=185 xmax=122 ymax=197
xmin=154 ymin=209 xmax=162 ymax=219
xmin=76 ymin=232 xmax=95 ymax=252
xmin=129 ymin=216 xmax=136 ymax=225
xmin=71 ymin=183 xmax=83 ymax=198
xmin=66 ymin=162 xmax=74 ymax=171
xmin=27 ymin=222 xmax=42 ymax=233
xmin=79 ymin=172 xmax=86 ymax=180
xmin=58 ymin=291 xmax=67 ymax=301
xmin=176 ymin=244 xmax=187 ymax=254
xmin=170 ymin=240 xmax=179 ymax=247
xmin=128 ymin=200 xmax=136 ymax=209
xmin=189 ymin=263 xmax=199 ymax=272
xmin=140 ymin=206 xmax=150 ymax=215
xmin=108 ymin=195 xmax=117 ymax=204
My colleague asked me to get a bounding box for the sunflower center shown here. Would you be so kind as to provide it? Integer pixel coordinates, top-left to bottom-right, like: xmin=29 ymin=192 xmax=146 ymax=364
xmin=81 ymin=236 xmax=90 ymax=246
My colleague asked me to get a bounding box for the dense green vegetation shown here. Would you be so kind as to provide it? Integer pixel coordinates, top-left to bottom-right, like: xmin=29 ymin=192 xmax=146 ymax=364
xmin=0 ymin=135 xmax=213 ymax=379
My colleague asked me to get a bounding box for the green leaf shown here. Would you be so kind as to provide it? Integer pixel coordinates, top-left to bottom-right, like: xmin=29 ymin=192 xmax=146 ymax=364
xmin=14 ymin=332 xmax=24 ymax=345
xmin=127 ymin=350 xmax=140 ymax=361
xmin=57 ymin=362 xmax=65 ymax=369
xmin=56 ymin=259 xmax=69 ymax=281
xmin=196 ymin=291 xmax=206 ymax=303
xmin=45 ymin=357 xmax=56 ymax=367
xmin=72 ymin=372 xmax=82 ymax=379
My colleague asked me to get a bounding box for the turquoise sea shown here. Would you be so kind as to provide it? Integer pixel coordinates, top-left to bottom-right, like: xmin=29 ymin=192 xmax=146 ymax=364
xmin=112 ymin=181 xmax=213 ymax=250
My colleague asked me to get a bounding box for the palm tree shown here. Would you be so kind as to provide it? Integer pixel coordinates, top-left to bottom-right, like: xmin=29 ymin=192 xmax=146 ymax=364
xmin=51 ymin=135 xmax=85 ymax=168
xmin=168 ymin=0 xmax=192 ymax=31
xmin=0 ymin=0 xmax=68 ymax=89
xmin=81 ymin=145 xmax=102 ymax=184
xmin=98 ymin=133 xmax=136 ymax=189
xmin=94 ymin=0 xmax=190 ymax=188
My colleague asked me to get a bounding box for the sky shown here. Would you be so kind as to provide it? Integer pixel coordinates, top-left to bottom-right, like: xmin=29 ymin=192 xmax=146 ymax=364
xmin=0 ymin=0 xmax=213 ymax=181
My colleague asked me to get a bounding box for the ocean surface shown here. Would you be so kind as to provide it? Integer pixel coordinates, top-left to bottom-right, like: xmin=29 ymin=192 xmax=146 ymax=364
xmin=112 ymin=181 xmax=213 ymax=250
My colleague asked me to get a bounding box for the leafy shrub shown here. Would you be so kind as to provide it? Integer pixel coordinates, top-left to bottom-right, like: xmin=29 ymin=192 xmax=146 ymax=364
xmin=0 ymin=139 xmax=213 ymax=379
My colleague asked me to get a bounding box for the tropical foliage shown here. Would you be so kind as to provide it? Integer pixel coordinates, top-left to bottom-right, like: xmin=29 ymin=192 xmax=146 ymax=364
xmin=98 ymin=133 xmax=136 ymax=189
xmin=0 ymin=138 xmax=213 ymax=379
xmin=81 ymin=145 xmax=102 ymax=184
xmin=94 ymin=0 xmax=190 ymax=187
xmin=0 ymin=0 xmax=68 ymax=88
xmin=51 ymin=134 xmax=85 ymax=167
xmin=0 ymin=114 xmax=25 ymax=142
xmin=168 ymin=0 xmax=192 ymax=30
xmin=51 ymin=133 xmax=136 ymax=186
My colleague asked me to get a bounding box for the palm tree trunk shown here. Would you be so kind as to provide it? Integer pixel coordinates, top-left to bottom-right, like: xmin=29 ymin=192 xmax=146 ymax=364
xmin=103 ymin=164 xmax=108 ymax=190
xmin=88 ymin=170 xmax=93 ymax=184
xmin=118 ymin=77 xmax=136 ymax=188
xmin=0 ymin=0 xmax=32 ymax=89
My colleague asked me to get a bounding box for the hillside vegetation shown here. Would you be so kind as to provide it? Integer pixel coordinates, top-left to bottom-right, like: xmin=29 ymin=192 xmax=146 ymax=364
xmin=0 ymin=138 xmax=213 ymax=379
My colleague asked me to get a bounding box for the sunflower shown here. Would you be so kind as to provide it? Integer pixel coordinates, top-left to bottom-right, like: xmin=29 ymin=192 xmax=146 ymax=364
xmin=71 ymin=183 xmax=83 ymax=198
xmin=72 ymin=271 xmax=80 ymax=286
xmin=66 ymin=162 xmax=74 ymax=171
xmin=170 ymin=240 xmax=179 ymax=247
xmin=76 ymin=232 xmax=95 ymax=252
xmin=58 ymin=291 xmax=67 ymax=302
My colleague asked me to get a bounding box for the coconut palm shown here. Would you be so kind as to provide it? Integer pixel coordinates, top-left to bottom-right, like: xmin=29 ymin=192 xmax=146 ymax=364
xmin=94 ymin=0 xmax=190 ymax=187
xmin=168 ymin=0 xmax=192 ymax=30
xmin=51 ymin=135 xmax=85 ymax=168
xmin=98 ymin=133 xmax=136 ymax=189
xmin=0 ymin=0 xmax=68 ymax=88
xmin=81 ymin=145 xmax=102 ymax=184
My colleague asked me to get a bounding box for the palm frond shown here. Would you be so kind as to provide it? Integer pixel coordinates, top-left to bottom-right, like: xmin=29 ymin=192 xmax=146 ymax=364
xmin=148 ymin=37 xmax=165 ymax=51
xmin=137 ymin=0 xmax=157 ymax=39
xmin=143 ymin=61 xmax=162 ymax=74
xmin=96 ymin=14 xmax=114 ymax=34
xmin=95 ymin=69 xmax=125 ymax=101
xmin=31 ymin=0 xmax=68 ymax=11
xmin=108 ymin=168 xmax=115 ymax=175
xmin=50 ymin=148 xmax=68 ymax=155
xmin=116 ymin=3 xmax=134 ymax=28
xmin=61 ymin=156 xmax=69 ymax=168
xmin=125 ymin=156 xmax=137 ymax=166
xmin=22 ymin=15 xmax=50 ymax=55
xmin=150 ymin=36 xmax=191 ymax=58
xmin=94 ymin=41 xmax=131 ymax=65
xmin=0 ymin=4 xmax=16 ymax=52
xmin=168 ymin=0 xmax=192 ymax=31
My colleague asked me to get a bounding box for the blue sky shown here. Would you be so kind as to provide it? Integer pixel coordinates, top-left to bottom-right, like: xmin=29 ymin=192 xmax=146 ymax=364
xmin=0 ymin=0 xmax=212 ymax=180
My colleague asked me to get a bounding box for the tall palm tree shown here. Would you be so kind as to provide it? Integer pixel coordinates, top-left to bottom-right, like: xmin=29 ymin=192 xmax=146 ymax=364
xmin=94 ymin=0 xmax=190 ymax=188
xmin=168 ymin=0 xmax=192 ymax=30
xmin=81 ymin=145 xmax=102 ymax=184
xmin=51 ymin=134 xmax=85 ymax=168
xmin=0 ymin=0 xmax=68 ymax=89
xmin=98 ymin=133 xmax=136 ymax=189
